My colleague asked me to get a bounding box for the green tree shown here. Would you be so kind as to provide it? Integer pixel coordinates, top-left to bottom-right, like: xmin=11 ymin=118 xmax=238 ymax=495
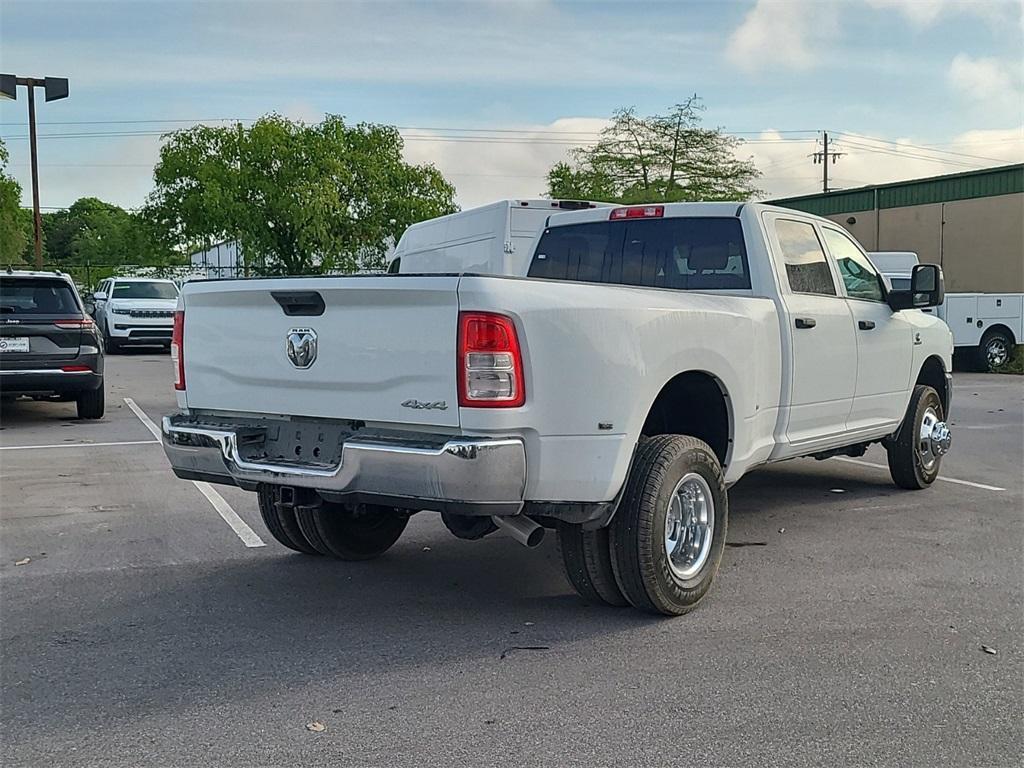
xmin=0 ymin=138 xmax=29 ymax=265
xmin=147 ymin=114 xmax=458 ymax=274
xmin=546 ymin=97 xmax=761 ymax=204
xmin=40 ymin=197 xmax=174 ymax=267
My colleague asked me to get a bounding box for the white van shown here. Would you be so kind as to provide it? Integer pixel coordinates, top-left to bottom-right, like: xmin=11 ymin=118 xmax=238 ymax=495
xmin=869 ymin=251 xmax=1021 ymax=371
xmin=389 ymin=199 xmax=611 ymax=277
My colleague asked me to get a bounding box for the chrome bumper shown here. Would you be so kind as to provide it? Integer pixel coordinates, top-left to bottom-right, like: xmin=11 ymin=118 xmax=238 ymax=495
xmin=161 ymin=415 xmax=526 ymax=515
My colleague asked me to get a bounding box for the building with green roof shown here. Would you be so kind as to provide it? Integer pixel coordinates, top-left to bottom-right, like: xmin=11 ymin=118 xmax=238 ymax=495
xmin=771 ymin=164 xmax=1023 ymax=293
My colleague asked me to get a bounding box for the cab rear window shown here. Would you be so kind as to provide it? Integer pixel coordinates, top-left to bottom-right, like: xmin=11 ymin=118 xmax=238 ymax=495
xmin=528 ymin=217 xmax=750 ymax=290
xmin=0 ymin=278 xmax=80 ymax=315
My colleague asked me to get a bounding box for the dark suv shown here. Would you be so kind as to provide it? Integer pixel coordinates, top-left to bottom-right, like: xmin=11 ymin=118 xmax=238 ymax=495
xmin=0 ymin=270 xmax=105 ymax=419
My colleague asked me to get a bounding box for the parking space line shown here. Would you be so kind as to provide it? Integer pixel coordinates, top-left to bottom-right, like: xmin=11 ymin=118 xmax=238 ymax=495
xmin=192 ymin=481 xmax=267 ymax=548
xmin=834 ymin=457 xmax=1007 ymax=492
xmin=123 ymin=397 xmax=266 ymax=548
xmin=123 ymin=397 xmax=162 ymax=440
xmin=0 ymin=440 xmax=159 ymax=451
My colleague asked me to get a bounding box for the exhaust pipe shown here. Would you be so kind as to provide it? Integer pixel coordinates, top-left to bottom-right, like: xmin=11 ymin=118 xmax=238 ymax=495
xmin=492 ymin=514 xmax=545 ymax=548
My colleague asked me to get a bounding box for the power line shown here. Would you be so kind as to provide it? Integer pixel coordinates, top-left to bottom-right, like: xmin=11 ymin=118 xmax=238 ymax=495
xmin=832 ymin=130 xmax=1013 ymax=164
xmin=837 ymin=138 xmax=981 ymax=168
xmin=0 ymin=116 xmax=821 ymax=137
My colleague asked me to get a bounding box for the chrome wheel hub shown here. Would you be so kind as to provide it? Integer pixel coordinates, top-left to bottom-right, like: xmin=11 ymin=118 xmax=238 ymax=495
xmin=986 ymin=339 xmax=1009 ymax=368
xmin=664 ymin=473 xmax=715 ymax=580
xmin=918 ymin=407 xmax=951 ymax=470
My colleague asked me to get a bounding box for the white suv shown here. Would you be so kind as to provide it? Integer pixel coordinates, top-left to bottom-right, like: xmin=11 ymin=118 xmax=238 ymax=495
xmin=92 ymin=278 xmax=179 ymax=352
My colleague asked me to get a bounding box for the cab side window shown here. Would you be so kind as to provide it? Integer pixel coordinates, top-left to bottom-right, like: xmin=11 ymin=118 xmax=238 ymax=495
xmin=823 ymin=228 xmax=885 ymax=302
xmin=774 ymin=219 xmax=837 ymax=296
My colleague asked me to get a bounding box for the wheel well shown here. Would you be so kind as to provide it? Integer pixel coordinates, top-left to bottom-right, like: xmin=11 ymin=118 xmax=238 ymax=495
xmin=981 ymin=324 xmax=1016 ymax=345
xmin=641 ymin=372 xmax=730 ymax=464
xmin=916 ymin=356 xmax=949 ymax=414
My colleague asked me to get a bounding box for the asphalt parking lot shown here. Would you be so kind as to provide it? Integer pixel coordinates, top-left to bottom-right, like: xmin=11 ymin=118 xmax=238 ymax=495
xmin=1 ymin=353 xmax=1021 ymax=767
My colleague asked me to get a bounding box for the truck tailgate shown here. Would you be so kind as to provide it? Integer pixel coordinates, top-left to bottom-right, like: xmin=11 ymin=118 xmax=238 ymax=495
xmin=180 ymin=276 xmax=461 ymax=428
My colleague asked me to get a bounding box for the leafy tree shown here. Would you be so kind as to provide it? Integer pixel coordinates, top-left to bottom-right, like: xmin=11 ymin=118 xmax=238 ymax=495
xmin=40 ymin=197 xmax=174 ymax=267
xmin=0 ymin=139 xmax=29 ymax=265
xmin=546 ymin=97 xmax=761 ymax=204
xmin=147 ymin=114 xmax=458 ymax=274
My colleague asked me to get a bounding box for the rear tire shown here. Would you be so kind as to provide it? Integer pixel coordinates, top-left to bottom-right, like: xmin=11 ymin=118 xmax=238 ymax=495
xmin=977 ymin=329 xmax=1013 ymax=372
xmin=610 ymin=435 xmax=728 ymax=616
xmin=557 ymin=523 xmax=629 ymax=606
xmin=886 ymin=384 xmax=945 ymax=490
xmin=76 ymin=386 xmax=105 ymax=419
xmin=304 ymin=503 xmax=408 ymax=560
xmin=257 ymin=487 xmax=320 ymax=555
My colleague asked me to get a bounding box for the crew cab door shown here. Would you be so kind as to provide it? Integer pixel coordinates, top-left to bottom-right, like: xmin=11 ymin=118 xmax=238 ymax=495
xmin=766 ymin=216 xmax=858 ymax=445
xmin=821 ymin=226 xmax=912 ymax=431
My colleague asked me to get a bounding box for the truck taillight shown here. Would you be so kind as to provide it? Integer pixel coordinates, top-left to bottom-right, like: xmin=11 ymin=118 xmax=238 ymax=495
xmin=458 ymin=312 xmax=525 ymax=408
xmin=609 ymin=205 xmax=664 ymax=220
xmin=171 ymin=310 xmax=185 ymax=391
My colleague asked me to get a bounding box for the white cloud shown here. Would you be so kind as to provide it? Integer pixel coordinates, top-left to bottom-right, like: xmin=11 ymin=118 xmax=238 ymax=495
xmin=864 ymin=0 xmax=948 ymax=25
xmin=728 ymin=0 xmax=1021 ymax=73
xmin=726 ymin=0 xmax=834 ymax=72
xmin=400 ymin=118 xmax=609 ymax=209
xmin=948 ymin=53 xmax=1024 ymax=118
xmin=745 ymin=126 xmax=1023 ymax=198
xmin=867 ymin=0 xmax=1022 ymax=27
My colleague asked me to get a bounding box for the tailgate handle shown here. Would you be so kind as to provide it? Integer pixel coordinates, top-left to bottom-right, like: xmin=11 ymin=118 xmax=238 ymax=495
xmin=271 ymin=291 xmax=325 ymax=317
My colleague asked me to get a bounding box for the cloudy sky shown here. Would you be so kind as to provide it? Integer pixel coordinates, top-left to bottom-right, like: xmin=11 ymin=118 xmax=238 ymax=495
xmin=1 ymin=0 xmax=1021 ymax=211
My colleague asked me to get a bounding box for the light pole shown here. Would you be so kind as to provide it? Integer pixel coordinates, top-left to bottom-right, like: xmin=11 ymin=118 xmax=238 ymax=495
xmin=0 ymin=74 xmax=70 ymax=269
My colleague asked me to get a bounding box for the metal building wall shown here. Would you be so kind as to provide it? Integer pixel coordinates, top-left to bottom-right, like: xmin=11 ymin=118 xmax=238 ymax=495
xmin=773 ymin=165 xmax=1024 ymax=293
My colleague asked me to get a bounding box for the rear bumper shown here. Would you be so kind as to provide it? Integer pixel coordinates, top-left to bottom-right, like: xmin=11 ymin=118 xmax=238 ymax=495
xmin=0 ymin=367 xmax=102 ymax=394
xmin=161 ymin=414 xmax=527 ymax=515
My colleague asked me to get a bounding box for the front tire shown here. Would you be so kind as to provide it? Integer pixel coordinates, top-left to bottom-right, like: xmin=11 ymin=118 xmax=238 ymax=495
xmin=557 ymin=523 xmax=629 ymax=606
xmin=610 ymin=435 xmax=728 ymax=616
xmin=978 ymin=329 xmax=1013 ymax=372
xmin=76 ymin=386 xmax=105 ymax=419
xmin=887 ymin=384 xmax=947 ymax=489
xmin=299 ymin=503 xmax=408 ymax=560
xmin=103 ymin=326 xmax=120 ymax=354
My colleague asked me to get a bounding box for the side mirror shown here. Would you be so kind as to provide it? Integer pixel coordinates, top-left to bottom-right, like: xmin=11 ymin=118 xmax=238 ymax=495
xmin=93 ymin=291 xmax=107 ymax=301
xmin=887 ymin=264 xmax=944 ymax=311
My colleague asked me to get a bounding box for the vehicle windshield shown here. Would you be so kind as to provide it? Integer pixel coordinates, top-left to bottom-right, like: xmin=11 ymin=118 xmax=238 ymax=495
xmin=0 ymin=277 xmax=80 ymax=315
xmin=111 ymin=281 xmax=179 ymax=299
xmin=528 ymin=217 xmax=750 ymax=290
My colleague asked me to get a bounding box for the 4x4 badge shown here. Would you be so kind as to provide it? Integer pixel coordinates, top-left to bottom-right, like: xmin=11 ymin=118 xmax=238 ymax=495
xmin=401 ymin=399 xmax=448 ymax=410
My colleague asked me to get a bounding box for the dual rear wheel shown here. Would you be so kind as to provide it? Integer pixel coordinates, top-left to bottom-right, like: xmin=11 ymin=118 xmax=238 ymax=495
xmin=559 ymin=435 xmax=729 ymax=616
xmin=257 ymin=487 xmax=408 ymax=560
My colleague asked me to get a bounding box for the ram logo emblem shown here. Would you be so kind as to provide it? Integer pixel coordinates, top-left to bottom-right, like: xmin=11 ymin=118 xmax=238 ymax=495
xmin=286 ymin=328 xmax=318 ymax=369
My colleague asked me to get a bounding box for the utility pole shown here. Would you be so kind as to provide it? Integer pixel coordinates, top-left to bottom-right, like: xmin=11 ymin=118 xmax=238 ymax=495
xmin=812 ymin=131 xmax=845 ymax=194
xmin=0 ymin=74 xmax=70 ymax=269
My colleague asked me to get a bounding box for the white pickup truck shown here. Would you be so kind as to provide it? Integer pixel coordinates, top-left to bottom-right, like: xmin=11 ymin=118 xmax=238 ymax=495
xmin=162 ymin=202 xmax=953 ymax=616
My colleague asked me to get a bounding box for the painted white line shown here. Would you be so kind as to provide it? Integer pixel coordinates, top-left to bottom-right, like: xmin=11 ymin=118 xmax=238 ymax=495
xmin=123 ymin=397 xmax=161 ymax=439
xmin=0 ymin=439 xmax=158 ymax=451
xmin=954 ymin=424 xmax=1021 ymax=431
xmin=193 ymin=480 xmax=266 ymax=548
xmin=123 ymin=397 xmax=266 ymax=548
xmin=834 ymin=457 xmax=1007 ymax=492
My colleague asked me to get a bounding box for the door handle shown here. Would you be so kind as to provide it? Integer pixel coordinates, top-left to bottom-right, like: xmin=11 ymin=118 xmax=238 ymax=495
xmin=794 ymin=317 xmax=816 ymax=329
xmin=858 ymin=320 xmax=876 ymax=330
